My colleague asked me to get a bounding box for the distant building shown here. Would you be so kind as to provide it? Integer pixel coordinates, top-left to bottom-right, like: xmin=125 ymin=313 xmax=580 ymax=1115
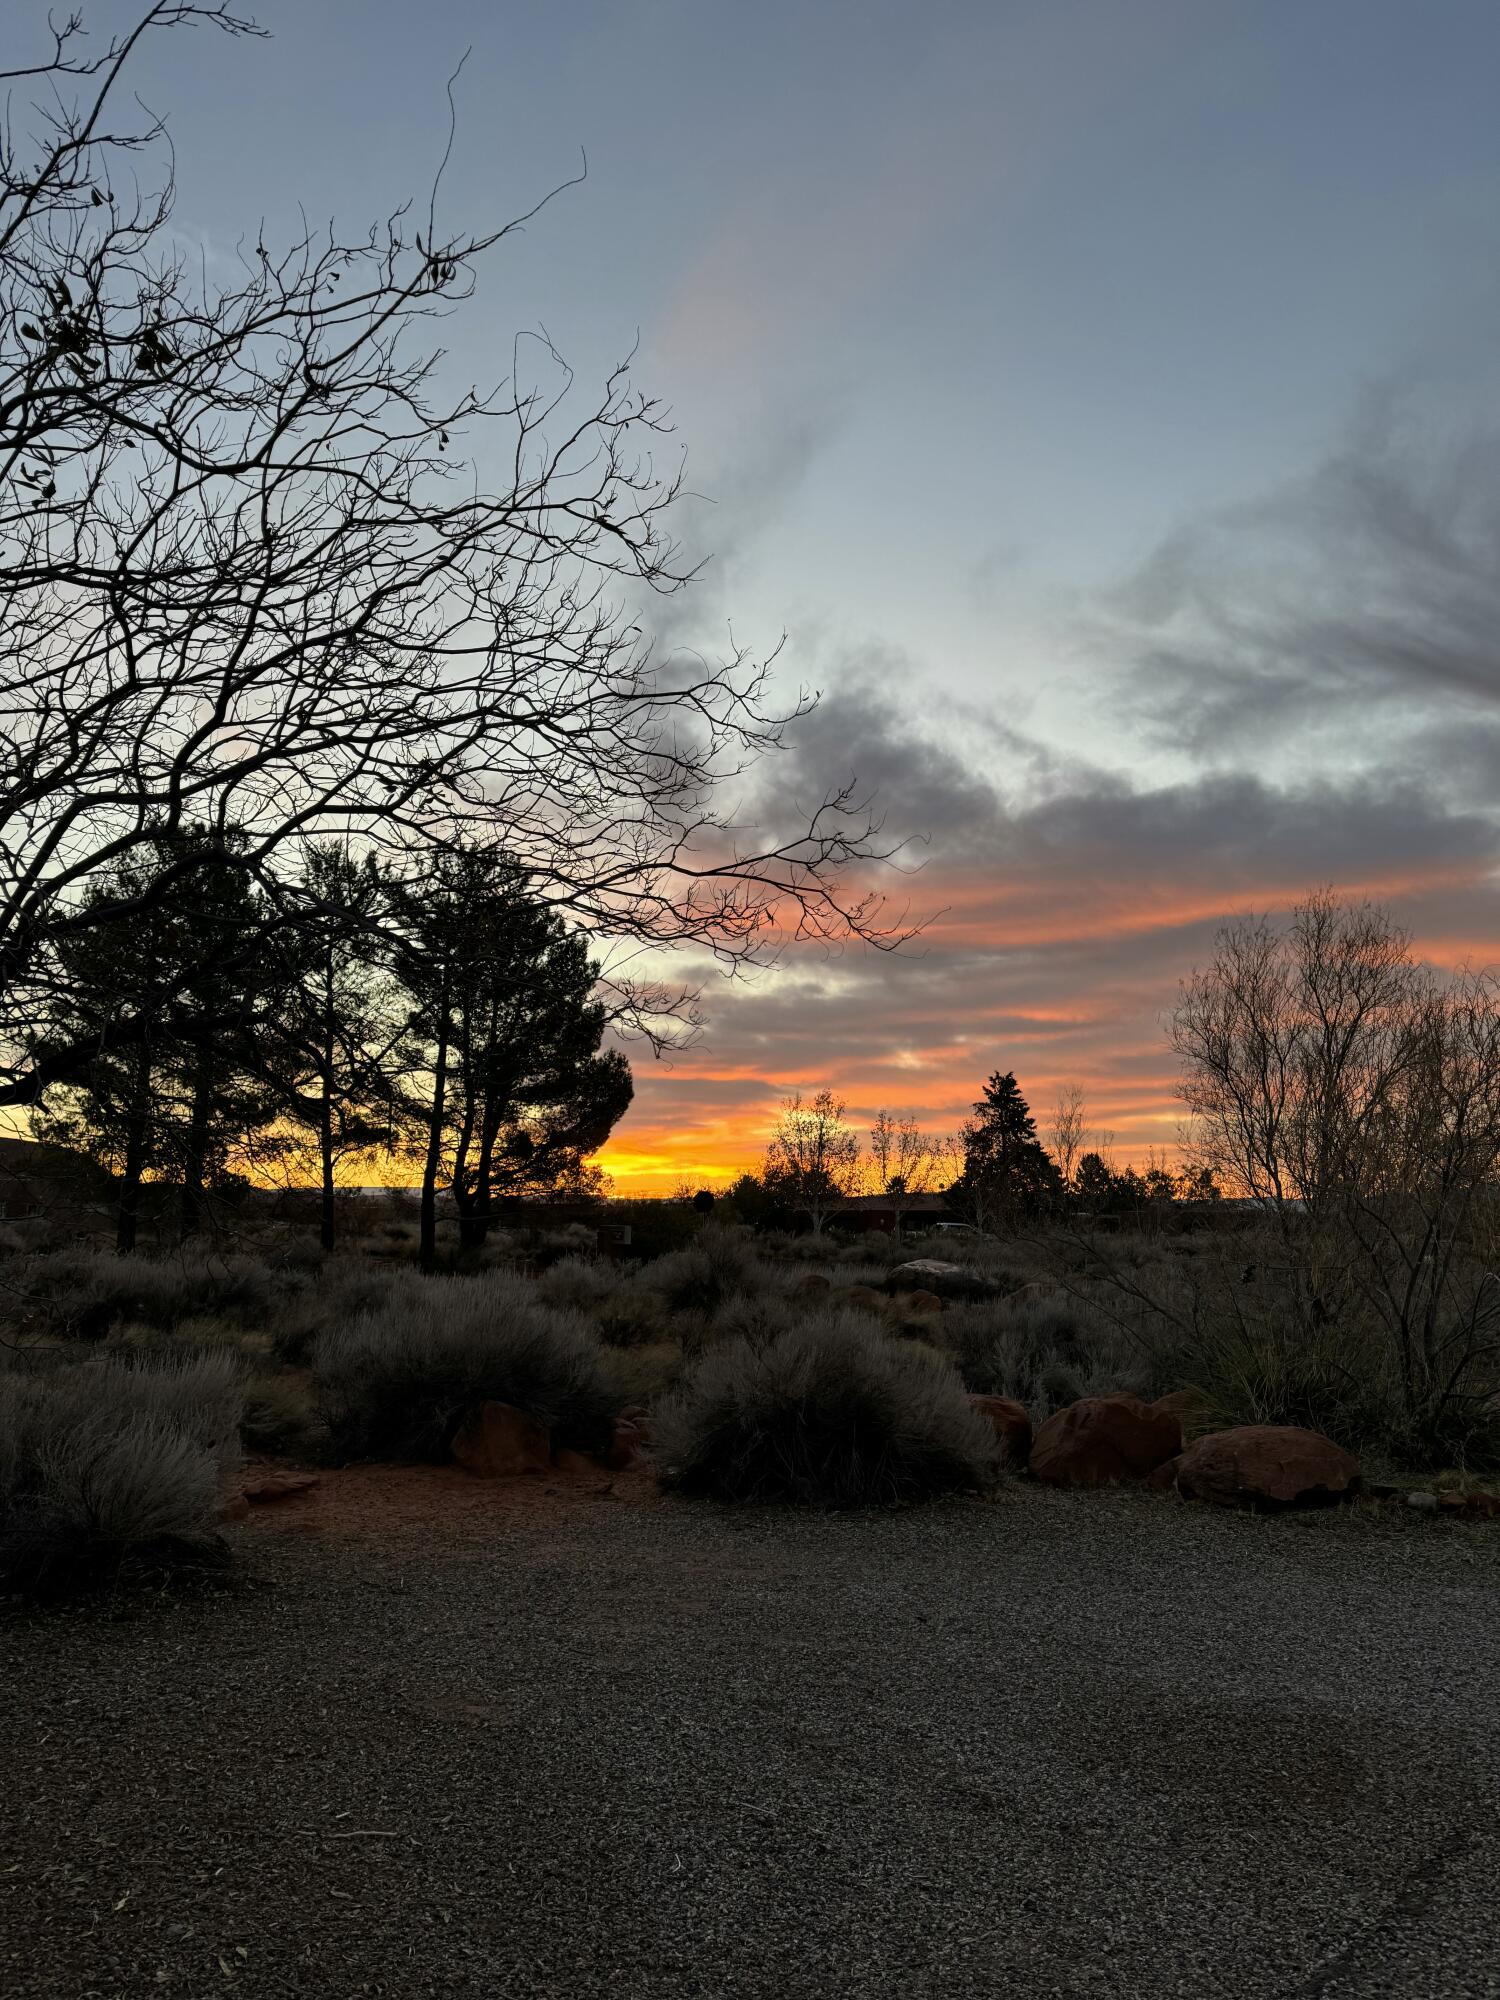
xmin=832 ymin=1193 xmax=952 ymax=1234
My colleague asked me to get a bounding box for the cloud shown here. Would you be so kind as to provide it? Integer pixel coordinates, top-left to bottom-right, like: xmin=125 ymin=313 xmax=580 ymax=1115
xmin=1101 ymin=374 xmax=1500 ymax=779
xmin=602 ymin=674 xmax=1500 ymax=1187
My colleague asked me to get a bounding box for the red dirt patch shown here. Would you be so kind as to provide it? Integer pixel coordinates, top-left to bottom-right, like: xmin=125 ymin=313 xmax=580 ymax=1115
xmin=234 ymin=1458 xmax=661 ymax=1549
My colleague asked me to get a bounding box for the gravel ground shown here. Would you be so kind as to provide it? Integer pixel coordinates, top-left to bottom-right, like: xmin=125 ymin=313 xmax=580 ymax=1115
xmin=2 ymin=1482 xmax=1498 ymax=1999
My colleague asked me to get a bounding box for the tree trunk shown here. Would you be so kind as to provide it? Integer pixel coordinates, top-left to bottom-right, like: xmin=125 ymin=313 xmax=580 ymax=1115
xmin=319 ymin=1072 xmax=336 ymax=1253
xmin=319 ymin=963 xmax=337 ymax=1252
xmin=419 ymin=1015 xmax=449 ymax=1274
xmin=179 ymin=1045 xmax=213 ymax=1238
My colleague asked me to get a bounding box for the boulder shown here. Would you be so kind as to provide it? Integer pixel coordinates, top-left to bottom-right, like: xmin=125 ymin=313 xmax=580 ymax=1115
xmin=968 ymin=1394 xmax=1033 ymax=1468
xmin=451 ymin=1401 xmax=552 ymax=1479
xmin=1175 ymin=1426 xmax=1359 ymax=1509
xmin=884 ymin=1259 xmax=995 ymax=1302
xmin=1030 ymin=1394 xmax=1183 ymax=1488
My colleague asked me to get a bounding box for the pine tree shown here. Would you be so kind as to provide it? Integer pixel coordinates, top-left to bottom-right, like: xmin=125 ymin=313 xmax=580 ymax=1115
xmin=391 ymin=847 xmax=632 ymax=1264
xmin=955 ymin=1070 xmax=1061 ymax=1225
xmin=268 ymin=844 xmax=414 ymax=1250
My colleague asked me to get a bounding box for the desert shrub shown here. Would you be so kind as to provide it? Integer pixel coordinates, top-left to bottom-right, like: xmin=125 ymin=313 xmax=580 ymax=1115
xmin=536 ymin=1255 xmax=619 ymax=1314
xmin=18 ymin=1247 xmax=294 ymax=1341
xmin=314 ymin=1271 xmax=619 ymax=1460
xmin=240 ymin=1369 xmax=323 ymax=1458
xmin=600 ymin=1341 xmax=683 ymax=1407
xmin=940 ymin=1290 xmax=1149 ymax=1414
xmin=0 ymin=1352 xmax=241 ymax=1594
xmin=711 ymin=1294 xmax=803 ymax=1350
xmin=267 ymin=1259 xmax=406 ymax=1365
xmin=595 ymin=1286 xmax=670 ymax=1349
xmin=643 ymin=1223 xmax=759 ymax=1316
xmin=655 ymin=1312 xmax=998 ymax=1507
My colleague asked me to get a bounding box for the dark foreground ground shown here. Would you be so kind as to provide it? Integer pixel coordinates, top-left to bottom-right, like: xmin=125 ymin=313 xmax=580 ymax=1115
xmin=3 ymin=1479 xmax=1498 ymax=2000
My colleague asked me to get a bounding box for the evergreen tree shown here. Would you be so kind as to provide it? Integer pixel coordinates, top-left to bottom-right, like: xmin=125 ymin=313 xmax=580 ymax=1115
xmin=954 ymin=1070 xmax=1061 ymax=1225
xmin=391 ymin=847 xmax=632 ymax=1265
xmin=30 ymin=831 xmax=283 ymax=1242
xmin=268 ymin=845 xmax=414 ymax=1251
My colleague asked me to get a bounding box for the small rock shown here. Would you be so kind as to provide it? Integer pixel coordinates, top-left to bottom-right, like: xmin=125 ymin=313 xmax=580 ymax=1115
xmin=451 ymin=1401 xmax=552 ymax=1479
xmin=599 ymin=1418 xmax=647 ymax=1472
xmin=794 ymin=1273 xmax=833 ymax=1298
xmin=1406 ymin=1490 xmax=1439 ymax=1513
xmin=968 ymin=1394 xmax=1033 ymax=1468
xmin=242 ymin=1471 xmax=320 ymax=1505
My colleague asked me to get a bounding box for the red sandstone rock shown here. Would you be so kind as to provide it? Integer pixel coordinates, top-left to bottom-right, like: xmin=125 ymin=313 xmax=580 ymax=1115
xmin=451 ymin=1401 xmax=552 ymax=1479
xmin=1029 ymin=1394 xmax=1183 ymax=1488
xmin=552 ymin=1448 xmax=597 ymax=1476
xmin=1175 ymin=1425 xmax=1359 ymax=1508
xmin=842 ymin=1284 xmax=887 ymax=1314
xmin=902 ymin=1290 xmax=944 ymax=1317
xmin=1145 ymin=1455 xmax=1181 ymax=1493
xmin=1437 ymin=1487 xmax=1500 ymax=1520
xmin=242 ymin=1470 xmax=321 ymax=1504
xmin=968 ymin=1394 xmax=1033 ymax=1468
xmin=599 ymin=1418 xmax=647 ymax=1472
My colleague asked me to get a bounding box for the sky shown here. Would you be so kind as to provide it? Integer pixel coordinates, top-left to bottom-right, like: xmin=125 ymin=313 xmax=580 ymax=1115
xmin=56 ymin=0 xmax=1500 ymax=1189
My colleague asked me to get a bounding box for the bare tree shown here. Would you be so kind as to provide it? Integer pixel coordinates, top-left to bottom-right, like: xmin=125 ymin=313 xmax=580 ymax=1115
xmin=765 ymin=1089 xmax=861 ymax=1237
xmin=1172 ymin=890 xmax=1500 ymax=1443
xmin=0 ymin=5 xmax=905 ymax=1113
xmin=867 ymin=1109 xmax=942 ymax=1236
xmin=1047 ymin=1084 xmax=1087 ymax=1193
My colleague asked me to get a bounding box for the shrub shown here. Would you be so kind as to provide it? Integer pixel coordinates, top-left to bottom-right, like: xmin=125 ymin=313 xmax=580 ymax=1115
xmin=940 ymin=1290 xmax=1149 ymax=1414
xmin=655 ymin=1313 xmax=998 ymax=1507
xmin=240 ymin=1369 xmax=323 ymax=1458
xmin=600 ymin=1341 xmax=683 ymax=1407
xmin=267 ymin=1258 xmax=404 ymax=1365
xmin=595 ymin=1285 xmax=671 ymax=1349
xmin=19 ymin=1247 xmax=294 ymax=1340
xmin=0 ymin=1352 xmax=241 ymax=1595
xmin=643 ymin=1223 xmax=758 ymax=1316
xmin=314 ymin=1271 xmax=619 ymax=1460
xmin=536 ymin=1255 xmax=619 ymax=1314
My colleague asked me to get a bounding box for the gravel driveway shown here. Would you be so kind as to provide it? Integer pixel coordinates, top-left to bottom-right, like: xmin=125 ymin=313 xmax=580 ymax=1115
xmin=3 ymin=1482 xmax=1497 ymax=1999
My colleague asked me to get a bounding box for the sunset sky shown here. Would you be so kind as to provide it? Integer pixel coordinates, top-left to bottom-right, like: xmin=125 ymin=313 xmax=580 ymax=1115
xmin=120 ymin=0 xmax=1500 ymax=1190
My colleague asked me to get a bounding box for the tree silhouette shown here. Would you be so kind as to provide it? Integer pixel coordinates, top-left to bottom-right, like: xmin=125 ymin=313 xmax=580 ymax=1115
xmin=0 ymin=3 xmax=907 ymax=1117
xmin=391 ymin=847 xmax=631 ymax=1264
xmin=952 ymin=1070 xmax=1061 ymax=1227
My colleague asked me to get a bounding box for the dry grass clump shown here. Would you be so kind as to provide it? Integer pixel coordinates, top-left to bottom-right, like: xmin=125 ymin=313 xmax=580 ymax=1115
xmin=655 ymin=1312 xmax=999 ymax=1507
xmin=314 ymin=1271 xmax=618 ymax=1461
xmin=0 ymin=1351 xmax=241 ymax=1595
